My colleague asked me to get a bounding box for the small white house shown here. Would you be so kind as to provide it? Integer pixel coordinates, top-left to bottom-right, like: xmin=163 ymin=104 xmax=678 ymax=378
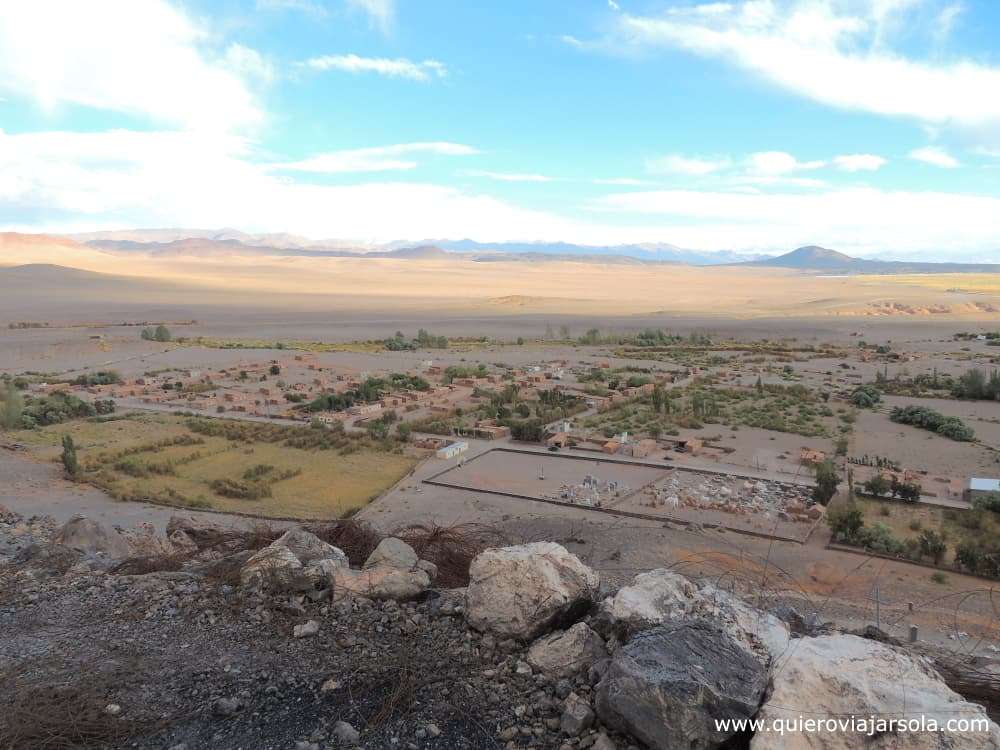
xmin=436 ymin=441 xmax=469 ymax=460
xmin=966 ymin=477 xmax=1000 ymax=503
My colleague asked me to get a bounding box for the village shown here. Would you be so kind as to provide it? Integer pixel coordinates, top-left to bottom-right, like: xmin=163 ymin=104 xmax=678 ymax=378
xmin=10 ymin=323 xmax=1000 ymax=566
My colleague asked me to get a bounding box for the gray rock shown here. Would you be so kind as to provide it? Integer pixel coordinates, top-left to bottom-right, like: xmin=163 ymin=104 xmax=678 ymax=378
xmin=416 ymin=558 xmax=438 ymax=580
xmin=527 ymin=622 xmax=607 ymax=678
xmin=560 ymin=692 xmax=595 ymax=737
xmin=364 ymin=537 xmax=418 ymax=569
xmin=595 ymin=621 xmax=767 ymax=750
xmin=332 ymin=719 xmax=361 ymax=744
xmin=592 ymin=734 xmax=617 ymax=750
xmin=53 ymin=515 xmax=131 ymax=558
xmin=212 ymin=696 xmax=241 ymax=717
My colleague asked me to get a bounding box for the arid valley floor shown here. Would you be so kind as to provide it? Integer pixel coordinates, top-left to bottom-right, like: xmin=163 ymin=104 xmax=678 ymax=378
xmin=4 ymin=232 xmax=1000 ymax=748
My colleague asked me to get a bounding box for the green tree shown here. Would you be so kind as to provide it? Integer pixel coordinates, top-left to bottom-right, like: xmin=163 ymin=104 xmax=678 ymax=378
xmin=863 ymin=474 xmax=890 ymax=498
xmin=827 ymin=503 xmax=864 ymax=542
xmin=811 ymin=459 xmax=840 ymax=506
xmin=153 ymin=324 xmax=172 ymax=342
xmin=918 ymin=529 xmax=947 ymax=565
xmin=61 ymin=434 xmax=80 ymax=479
xmin=0 ymin=381 xmax=24 ymax=429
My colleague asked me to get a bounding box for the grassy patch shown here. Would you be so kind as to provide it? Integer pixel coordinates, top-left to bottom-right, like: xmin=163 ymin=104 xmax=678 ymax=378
xmin=10 ymin=413 xmax=419 ymax=519
xmin=855 ymin=497 xmax=1000 ymax=566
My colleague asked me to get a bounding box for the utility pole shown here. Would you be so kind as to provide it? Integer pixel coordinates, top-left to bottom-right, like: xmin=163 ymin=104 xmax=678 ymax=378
xmin=868 ymin=583 xmax=890 ymax=632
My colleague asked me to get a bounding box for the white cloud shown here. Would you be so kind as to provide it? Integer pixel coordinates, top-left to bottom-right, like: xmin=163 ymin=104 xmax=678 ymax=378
xmin=256 ymin=0 xmax=328 ymax=15
xmin=0 ymin=0 xmax=263 ymax=132
xmin=0 ymin=129 xmax=587 ymax=243
xmin=3 ymin=129 xmax=999 ymax=259
xmin=909 ymin=146 xmax=960 ymax=167
xmin=745 ymin=150 xmax=825 ymax=175
xmin=463 ymin=170 xmax=556 ymax=183
xmin=646 ymin=154 xmax=731 ymax=176
xmin=224 ymin=44 xmax=276 ymax=85
xmin=832 ymin=153 xmax=888 ymax=172
xmin=274 ymin=142 xmax=478 ymax=173
xmin=346 ymin=0 xmax=394 ymax=33
xmin=592 ymin=177 xmax=648 ymax=185
xmin=613 ymin=1 xmax=1000 ymax=129
xmin=301 ymin=54 xmax=446 ymax=81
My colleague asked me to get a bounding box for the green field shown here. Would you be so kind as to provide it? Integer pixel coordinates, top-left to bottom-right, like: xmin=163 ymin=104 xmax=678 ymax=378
xmin=12 ymin=413 xmax=420 ymax=519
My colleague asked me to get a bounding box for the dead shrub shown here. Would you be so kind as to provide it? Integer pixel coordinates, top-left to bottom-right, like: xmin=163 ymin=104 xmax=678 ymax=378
xmin=304 ymin=520 xmax=382 ymax=567
xmin=0 ymin=670 xmax=154 ymax=749
xmin=110 ymin=552 xmax=188 ymax=576
xmin=394 ymin=523 xmax=506 ymax=588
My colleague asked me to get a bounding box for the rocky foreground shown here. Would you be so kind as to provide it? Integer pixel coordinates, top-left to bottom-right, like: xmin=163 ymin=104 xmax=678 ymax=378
xmin=1 ymin=506 xmax=999 ymax=750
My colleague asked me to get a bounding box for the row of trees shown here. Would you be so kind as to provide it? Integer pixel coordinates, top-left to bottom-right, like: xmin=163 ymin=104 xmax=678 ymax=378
xmin=889 ymin=404 xmax=975 ymax=441
xmin=861 ymin=474 xmax=921 ymax=502
xmin=383 ymin=329 xmax=449 ymax=350
xmin=827 ymin=505 xmax=948 ymax=564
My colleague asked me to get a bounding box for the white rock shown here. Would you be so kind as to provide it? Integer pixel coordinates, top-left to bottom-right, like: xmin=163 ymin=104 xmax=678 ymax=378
xmin=696 ymin=584 xmax=791 ymax=662
xmin=528 ymin=622 xmax=608 ymax=678
xmin=753 ymin=635 xmax=1000 ymax=749
xmin=331 ymin=566 xmax=431 ymax=602
xmin=239 ymin=545 xmax=302 ymax=587
xmin=599 ymin=569 xmax=699 ymax=629
xmin=465 ymin=542 xmax=599 ymax=641
xmin=364 ymin=537 xmax=418 ymax=569
xmin=271 ymin=527 xmax=347 ymax=566
xmin=293 ymin=620 xmax=319 ymax=638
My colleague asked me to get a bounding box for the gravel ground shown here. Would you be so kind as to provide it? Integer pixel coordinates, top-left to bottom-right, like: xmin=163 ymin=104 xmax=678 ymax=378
xmin=0 ymin=508 xmax=636 ymax=750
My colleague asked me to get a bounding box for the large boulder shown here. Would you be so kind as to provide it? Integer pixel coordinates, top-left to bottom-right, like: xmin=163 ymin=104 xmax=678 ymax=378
xmin=364 ymin=537 xmax=418 ymax=570
xmin=466 ymin=542 xmax=600 ymax=641
xmin=271 ymin=527 xmax=347 ymax=566
xmin=331 ymin=566 xmax=430 ymax=602
xmin=753 ymin=635 xmax=1000 ymax=749
xmin=239 ymin=545 xmax=302 ymax=587
xmin=53 ymin=516 xmax=131 ymax=559
xmin=696 ymin=584 xmax=791 ymax=663
xmin=123 ymin=521 xmax=173 ymax=557
xmin=528 ymin=622 xmax=608 ymax=678
xmin=598 ymin=568 xmax=699 ymax=631
xmin=596 ymin=621 xmax=768 ymax=750
xmin=598 ymin=568 xmax=790 ymax=664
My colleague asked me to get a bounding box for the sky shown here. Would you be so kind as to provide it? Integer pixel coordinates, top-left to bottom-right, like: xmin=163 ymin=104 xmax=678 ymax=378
xmin=1 ymin=0 xmax=999 ymax=260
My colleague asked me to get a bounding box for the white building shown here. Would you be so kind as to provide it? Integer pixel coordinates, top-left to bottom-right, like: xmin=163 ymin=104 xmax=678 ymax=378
xmin=966 ymin=477 xmax=1000 ymax=503
xmin=436 ymin=441 xmax=469 ymax=460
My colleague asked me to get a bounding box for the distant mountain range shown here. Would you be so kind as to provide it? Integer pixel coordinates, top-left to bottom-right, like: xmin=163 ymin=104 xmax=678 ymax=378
xmin=740 ymin=245 xmax=1000 ymax=274
xmin=73 ymin=229 xmax=759 ymax=265
xmin=64 ymin=230 xmax=1000 ymax=273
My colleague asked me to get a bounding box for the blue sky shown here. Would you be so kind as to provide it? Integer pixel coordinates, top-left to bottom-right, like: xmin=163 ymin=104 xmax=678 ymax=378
xmin=2 ymin=0 xmax=1000 ymax=259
